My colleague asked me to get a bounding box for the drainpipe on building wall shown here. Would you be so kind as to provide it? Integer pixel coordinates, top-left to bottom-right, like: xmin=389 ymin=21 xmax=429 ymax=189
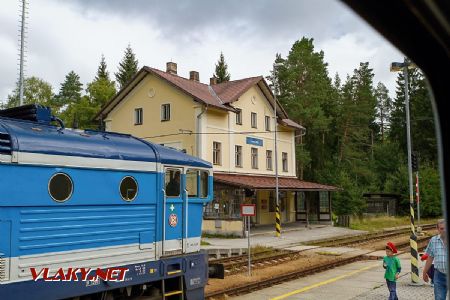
xmin=196 ymin=105 xmax=208 ymax=158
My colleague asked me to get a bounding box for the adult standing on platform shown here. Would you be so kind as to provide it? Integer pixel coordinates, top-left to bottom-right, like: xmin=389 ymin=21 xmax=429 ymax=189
xmin=423 ymin=219 xmax=447 ymax=300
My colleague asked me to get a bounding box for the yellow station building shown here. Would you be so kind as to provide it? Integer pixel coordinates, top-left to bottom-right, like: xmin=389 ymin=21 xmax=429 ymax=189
xmin=96 ymin=62 xmax=338 ymax=236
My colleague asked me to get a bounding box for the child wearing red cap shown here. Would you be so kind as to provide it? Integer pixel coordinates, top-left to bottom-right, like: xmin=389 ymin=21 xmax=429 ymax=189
xmin=383 ymin=242 xmax=401 ymax=300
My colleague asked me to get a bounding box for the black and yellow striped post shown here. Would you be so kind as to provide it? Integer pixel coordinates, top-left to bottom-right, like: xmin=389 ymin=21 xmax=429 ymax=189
xmin=410 ymin=198 xmax=420 ymax=283
xmin=391 ymin=58 xmax=420 ymax=284
xmin=275 ymin=204 xmax=281 ymax=237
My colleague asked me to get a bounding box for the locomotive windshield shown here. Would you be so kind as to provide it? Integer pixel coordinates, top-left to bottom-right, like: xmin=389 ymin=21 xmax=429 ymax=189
xmin=165 ymin=170 xmax=181 ymax=197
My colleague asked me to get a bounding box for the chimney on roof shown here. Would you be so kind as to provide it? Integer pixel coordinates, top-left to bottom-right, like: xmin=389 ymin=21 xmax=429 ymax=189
xmin=189 ymin=71 xmax=199 ymax=82
xmin=210 ymin=76 xmax=217 ymax=85
xmin=166 ymin=62 xmax=177 ymax=75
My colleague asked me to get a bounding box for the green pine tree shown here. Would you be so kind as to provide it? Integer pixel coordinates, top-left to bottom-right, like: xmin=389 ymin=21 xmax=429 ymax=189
xmin=374 ymin=82 xmax=392 ymax=142
xmin=274 ymin=37 xmax=333 ymax=180
xmin=55 ymin=71 xmax=83 ymax=109
xmin=96 ymin=54 xmax=110 ymax=81
xmin=89 ymin=55 xmax=117 ymax=108
xmin=214 ymin=52 xmax=231 ymax=83
xmin=115 ymin=45 xmax=139 ymax=89
xmin=389 ymin=68 xmax=436 ymax=164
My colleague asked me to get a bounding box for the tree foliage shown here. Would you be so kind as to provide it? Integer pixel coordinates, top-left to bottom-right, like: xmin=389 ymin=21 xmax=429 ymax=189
xmin=214 ymin=52 xmax=231 ymax=83
xmin=272 ymin=37 xmax=440 ymax=217
xmin=96 ymin=54 xmax=110 ymax=81
xmin=89 ymin=55 xmax=116 ymax=108
xmin=55 ymin=71 xmax=83 ymax=109
xmin=273 ymin=37 xmax=334 ymax=180
xmin=374 ymin=82 xmax=392 ymax=142
xmin=6 ymin=76 xmax=54 ymax=108
xmin=115 ymin=45 xmax=139 ymax=89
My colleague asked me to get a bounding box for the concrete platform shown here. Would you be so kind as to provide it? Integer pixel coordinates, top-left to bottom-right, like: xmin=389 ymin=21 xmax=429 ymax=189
xmin=201 ymin=225 xmax=366 ymax=251
xmin=230 ymin=253 xmax=437 ymax=300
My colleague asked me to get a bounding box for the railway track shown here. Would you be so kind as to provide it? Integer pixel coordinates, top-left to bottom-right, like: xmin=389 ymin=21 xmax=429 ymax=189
xmin=307 ymin=224 xmax=435 ymax=247
xmin=220 ymin=250 xmax=303 ymax=276
xmin=206 ymin=253 xmax=367 ymax=299
xmin=209 ymin=225 xmax=434 ymax=277
xmin=205 ymin=226 xmax=434 ymax=299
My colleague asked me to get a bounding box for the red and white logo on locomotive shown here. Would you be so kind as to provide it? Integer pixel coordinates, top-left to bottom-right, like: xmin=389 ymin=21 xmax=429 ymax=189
xmin=169 ymin=214 xmax=178 ymax=227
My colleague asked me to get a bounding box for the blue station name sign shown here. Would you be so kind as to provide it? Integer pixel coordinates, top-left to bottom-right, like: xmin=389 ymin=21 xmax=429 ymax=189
xmin=246 ymin=137 xmax=263 ymax=147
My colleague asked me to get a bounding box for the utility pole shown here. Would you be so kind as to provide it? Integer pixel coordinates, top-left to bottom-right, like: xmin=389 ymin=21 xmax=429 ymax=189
xmin=18 ymin=0 xmax=28 ymax=106
xmin=272 ymin=62 xmax=283 ymax=238
xmin=390 ymin=57 xmax=419 ymax=284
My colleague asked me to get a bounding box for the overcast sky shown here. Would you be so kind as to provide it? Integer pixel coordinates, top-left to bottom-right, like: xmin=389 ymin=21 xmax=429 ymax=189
xmin=0 ymin=0 xmax=404 ymax=104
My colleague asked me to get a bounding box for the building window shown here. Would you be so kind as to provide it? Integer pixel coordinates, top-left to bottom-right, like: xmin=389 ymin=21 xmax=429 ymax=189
xmin=265 ymin=116 xmax=271 ymax=131
xmin=282 ymin=152 xmax=288 ymax=172
xmin=296 ymin=192 xmax=306 ymax=212
xmin=213 ymin=142 xmax=222 ymax=165
xmin=161 ymin=104 xmax=170 ymax=121
xmin=266 ymin=150 xmax=273 ymax=170
xmin=235 ymin=145 xmax=242 ymax=167
xmin=204 ymin=187 xmax=242 ymax=219
xmin=320 ymin=192 xmax=330 ymax=213
xmin=251 ymin=112 xmax=257 ymax=128
xmin=134 ymin=108 xmax=143 ymax=125
xmin=251 ymin=147 xmax=258 ymax=169
xmin=235 ymin=109 xmax=242 ymax=125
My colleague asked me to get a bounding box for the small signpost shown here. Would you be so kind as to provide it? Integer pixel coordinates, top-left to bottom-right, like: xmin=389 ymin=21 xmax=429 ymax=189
xmin=241 ymin=204 xmax=256 ymax=276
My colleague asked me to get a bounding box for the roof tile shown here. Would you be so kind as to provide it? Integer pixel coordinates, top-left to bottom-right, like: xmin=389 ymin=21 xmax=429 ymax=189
xmin=214 ymin=173 xmax=339 ymax=191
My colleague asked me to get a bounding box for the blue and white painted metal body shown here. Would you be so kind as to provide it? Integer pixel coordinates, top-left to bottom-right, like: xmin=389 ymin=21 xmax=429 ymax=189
xmin=0 ymin=115 xmax=213 ymax=299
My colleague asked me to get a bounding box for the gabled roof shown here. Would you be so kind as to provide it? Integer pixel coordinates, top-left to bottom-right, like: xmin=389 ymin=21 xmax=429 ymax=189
xmin=212 ymin=76 xmax=263 ymax=103
xmin=95 ymin=66 xmax=303 ymax=131
xmin=145 ymin=67 xmax=232 ymax=111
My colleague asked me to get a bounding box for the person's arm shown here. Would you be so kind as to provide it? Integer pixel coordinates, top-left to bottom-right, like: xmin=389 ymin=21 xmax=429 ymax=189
xmin=423 ymin=256 xmax=434 ymax=282
xmin=395 ymin=257 xmax=401 ymax=279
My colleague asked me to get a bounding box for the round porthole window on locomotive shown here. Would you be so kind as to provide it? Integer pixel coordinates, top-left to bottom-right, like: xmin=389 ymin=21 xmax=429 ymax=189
xmin=120 ymin=176 xmax=138 ymax=201
xmin=48 ymin=173 xmax=73 ymax=202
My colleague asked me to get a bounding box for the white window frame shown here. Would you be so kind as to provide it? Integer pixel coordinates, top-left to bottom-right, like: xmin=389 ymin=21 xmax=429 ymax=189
xmin=251 ymin=112 xmax=257 ymax=128
xmin=266 ymin=150 xmax=273 ymax=170
xmin=251 ymin=147 xmax=258 ymax=169
xmin=235 ymin=145 xmax=242 ymax=167
xmin=161 ymin=103 xmax=171 ymax=121
xmin=134 ymin=108 xmax=143 ymax=125
xmin=265 ymin=116 xmax=271 ymax=131
xmin=213 ymin=142 xmax=222 ymax=165
xmin=282 ymin=152 xmax=288 ymax=172
xmin=236 ymin=109 xmax=242 ymax=125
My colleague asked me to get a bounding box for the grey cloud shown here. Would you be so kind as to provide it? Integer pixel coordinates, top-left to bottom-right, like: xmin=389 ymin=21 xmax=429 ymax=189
xmin=58 ymin=0 xmax=357 ymax=43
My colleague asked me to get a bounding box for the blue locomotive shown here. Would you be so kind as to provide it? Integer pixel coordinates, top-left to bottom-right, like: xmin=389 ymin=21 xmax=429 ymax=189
xmin=0 ymin=105 xmax=213 ymax=300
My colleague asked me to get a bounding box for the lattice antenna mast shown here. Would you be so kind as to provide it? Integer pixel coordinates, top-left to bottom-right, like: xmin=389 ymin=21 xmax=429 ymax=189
xmin=18 ymin=0 xmax=28 ymax=106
